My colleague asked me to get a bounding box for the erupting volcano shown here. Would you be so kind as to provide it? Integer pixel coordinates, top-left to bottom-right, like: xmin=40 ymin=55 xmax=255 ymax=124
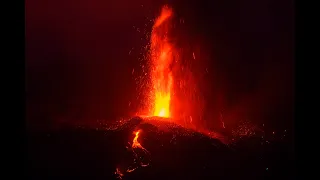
xmin=111 ymin=6 xmax=232 ymax=178
xmin=26 ymin=3 xmax=294 ymax=180
xmin=149 ymin=6 xmax=174 ymax=118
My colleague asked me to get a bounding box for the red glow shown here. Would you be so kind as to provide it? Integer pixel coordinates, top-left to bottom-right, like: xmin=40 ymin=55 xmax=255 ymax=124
xmin=149 ymin=5 xmax=174 ymax=118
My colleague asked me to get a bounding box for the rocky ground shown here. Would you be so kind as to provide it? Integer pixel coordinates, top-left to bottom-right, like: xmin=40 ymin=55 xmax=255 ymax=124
xmin=26 ymin=117 xmax=294 ymax=180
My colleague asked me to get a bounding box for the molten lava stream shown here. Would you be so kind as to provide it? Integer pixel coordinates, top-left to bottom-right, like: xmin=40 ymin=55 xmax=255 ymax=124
xmin=115 ymin=129 xmax=150 ymax=179
xmin=132 ymin=130 xmax=147 ymax=152
xmin=150 ymin=6 xmax=174 ymax=118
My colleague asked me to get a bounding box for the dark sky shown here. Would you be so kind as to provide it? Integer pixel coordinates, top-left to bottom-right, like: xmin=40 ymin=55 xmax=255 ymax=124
xmin=26 ymin=0 xmax=294 ymax=131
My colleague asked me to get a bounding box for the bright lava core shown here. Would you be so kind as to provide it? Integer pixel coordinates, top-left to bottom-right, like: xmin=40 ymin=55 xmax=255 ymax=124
xmin=150 ymin=6 xmax=174 ymax=118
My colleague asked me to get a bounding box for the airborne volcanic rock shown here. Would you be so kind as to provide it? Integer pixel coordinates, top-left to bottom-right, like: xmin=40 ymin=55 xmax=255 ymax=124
xmin=27 ymin=117 xmax=290 ymax=180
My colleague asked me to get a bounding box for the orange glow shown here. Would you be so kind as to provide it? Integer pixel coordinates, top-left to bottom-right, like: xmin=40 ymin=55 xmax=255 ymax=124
xmin=132 ymin=129 xmax=148 ymax=153
xmin=115 ymin=168 xmax=124 ymax=179
xmin=150 ymin=5 xmax=174 ymax=118
xmin=132 ymin=130 xmax=143 ymax=148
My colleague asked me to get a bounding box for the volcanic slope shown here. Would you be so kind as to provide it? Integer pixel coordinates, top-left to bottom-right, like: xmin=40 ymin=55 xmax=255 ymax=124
xmin=27 ymin=116 xmax=291 ymax=180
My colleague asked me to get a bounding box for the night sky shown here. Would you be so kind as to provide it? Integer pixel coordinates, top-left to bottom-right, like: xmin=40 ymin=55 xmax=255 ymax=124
xmin=26 ymin=0 xmax=294 ymax=133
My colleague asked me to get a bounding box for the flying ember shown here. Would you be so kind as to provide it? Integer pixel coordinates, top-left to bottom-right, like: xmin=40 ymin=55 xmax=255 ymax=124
xmin=149 ymin=6 xmax=174 ymax=118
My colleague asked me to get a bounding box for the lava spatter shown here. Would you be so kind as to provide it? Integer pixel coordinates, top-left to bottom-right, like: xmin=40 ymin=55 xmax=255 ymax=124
xmin=149 ymin=5 xmax=174 ymax=118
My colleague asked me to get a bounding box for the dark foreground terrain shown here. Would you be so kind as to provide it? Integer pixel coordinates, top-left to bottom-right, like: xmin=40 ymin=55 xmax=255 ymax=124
xmin=26 ymin=117 xmax=294 ymax=180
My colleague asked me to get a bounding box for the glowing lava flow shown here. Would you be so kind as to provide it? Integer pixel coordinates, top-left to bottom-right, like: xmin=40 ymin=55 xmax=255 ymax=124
xmin=150 ymin=6 xmax=174 ymax=118
xmin=132 ymin=130 xmax=141 ymax=148
xmin=131 ymin=130 xmax=150 ymax=168
xmin=115 ymin=168 xmax=124 ymax=179
xmin=115 ymin=129 xmax=150 ymax=179
xmin=132 ymin=130 xmax=147 ymax=152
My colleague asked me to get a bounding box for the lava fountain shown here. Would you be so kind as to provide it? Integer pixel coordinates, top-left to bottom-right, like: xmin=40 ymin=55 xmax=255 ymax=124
xmin=149 ymin=6 xmax=174 ymax=118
